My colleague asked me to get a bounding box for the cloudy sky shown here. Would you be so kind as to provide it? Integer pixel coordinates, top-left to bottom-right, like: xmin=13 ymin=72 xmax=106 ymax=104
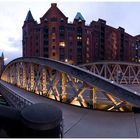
xmin=0 ymin=0 xmax=140 ymax=64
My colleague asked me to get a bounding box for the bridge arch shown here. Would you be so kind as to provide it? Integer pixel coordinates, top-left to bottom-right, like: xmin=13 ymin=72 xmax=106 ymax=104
xmin=1 ymin=57 xmax=140 ymax=111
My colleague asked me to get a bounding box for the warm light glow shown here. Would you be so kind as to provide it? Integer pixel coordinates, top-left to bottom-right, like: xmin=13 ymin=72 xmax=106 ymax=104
xmin=71 ymin=98 xmax=81 ymax=106
xmin=48 ymin=94 xmax=55 ymax=100
xmin=77 ymin=36 xmax=82 ymax=40
xmin=59 ymin=41 xmax=65 ymax=47
xmin=65 ymin=59 xmax=68 ymax=62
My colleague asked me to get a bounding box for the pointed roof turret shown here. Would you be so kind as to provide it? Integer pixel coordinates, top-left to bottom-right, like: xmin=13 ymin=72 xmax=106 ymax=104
xmin=74 ymin=12 xmax=85 ymax=21
xmin=1 ymin=52 xmax=4 ymax=59
xmin=25 ymin=10 xmax=34 ymax=22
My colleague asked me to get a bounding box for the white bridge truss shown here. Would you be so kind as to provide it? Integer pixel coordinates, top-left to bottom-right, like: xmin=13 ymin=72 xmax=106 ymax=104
xmin=80 ymin=61 xmax=140 ymax=84
xmin=1 ymin=58 xmax=140 ymax=112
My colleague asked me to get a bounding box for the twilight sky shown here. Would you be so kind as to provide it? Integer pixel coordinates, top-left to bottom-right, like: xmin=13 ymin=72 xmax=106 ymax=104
xmin=0 ymin=0 xmax=140 ymax=64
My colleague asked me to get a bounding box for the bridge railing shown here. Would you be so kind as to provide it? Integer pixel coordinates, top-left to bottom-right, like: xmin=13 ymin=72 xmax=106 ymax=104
xmin=80 ymin=61 xmax=140 ymax=85
xmin=0 ymin=81 xmax=32 ymax=109
xmin=1 ymin=57 xmax=140 ymax=112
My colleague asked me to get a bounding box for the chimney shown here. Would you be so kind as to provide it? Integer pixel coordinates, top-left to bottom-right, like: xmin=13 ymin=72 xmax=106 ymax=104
xmin=51 ymin=3 xmax=57 ymax=7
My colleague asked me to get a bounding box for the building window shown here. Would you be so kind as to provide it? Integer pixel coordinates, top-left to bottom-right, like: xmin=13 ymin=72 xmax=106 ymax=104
xmin=52 ymin=46 xmax=55 ymax=49
xmin=36 ymin=42 xmax=38 ymax=47
xmin=44 ymin=40 xmax=48 ymax=45
xmin=60 ymin=33 xmax=65 ymax=39
xmin=77 ymin=27 xmax=82 ymax=33
xmin=77 ymin=41 xmax=82 ymax=46
xmin=86 ymin=37 xmax=90 ymax=45
xmin=69 ymin=36 xmax=73 ymax=41
xmin=44 ymin=28 xmax=48 ymax=33
xmin=59 ymin=42 xmax=65 ymax=47
xmin=77 ymin=36 xmax=82 ymax=40
xmin=52 ymin=33 xmax=56 ymax=39
xmin=60 ymin=48 xmax=65 ymax=54
xmin=86 ymin=53 xmax=89 ymax=58
xmin=36 ymin=49 xmax=39 ymax=54
xmin=86 ymin=47 xmax=89 ymax=52
xmin=59 ymin=26 xmax=65 ymax=32
xmin=53 ymin=52 xmax=55 ymax=56
xmin=60 ymin=18 xmax=64 ymax=22
xmin=52 ymin=39 xmax=55 ymax=42
xmin=52 ymin=27 xmax=56 ymax=32
xmin=60 ymin=55 xmax=65 ymax=60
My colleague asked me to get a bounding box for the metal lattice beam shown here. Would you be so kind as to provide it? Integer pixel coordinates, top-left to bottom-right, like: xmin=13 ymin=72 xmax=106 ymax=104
xmin=2 ymin=58 xmax=140 ymax=111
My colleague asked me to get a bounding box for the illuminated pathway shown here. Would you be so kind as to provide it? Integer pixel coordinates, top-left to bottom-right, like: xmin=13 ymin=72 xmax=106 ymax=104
xmin=0 ymin=80 xmax=140 ymax=138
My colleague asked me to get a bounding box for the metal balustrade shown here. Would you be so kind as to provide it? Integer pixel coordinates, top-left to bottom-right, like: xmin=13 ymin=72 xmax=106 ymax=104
xmin=0 ymin=81 xmax=32 ymax=109
xmin=1 ymin=57 xmax=140 ymax=111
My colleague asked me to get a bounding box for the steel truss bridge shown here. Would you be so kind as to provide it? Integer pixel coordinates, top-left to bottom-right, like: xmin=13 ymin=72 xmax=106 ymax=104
xmin=80 ymin=61 xmax=140 ymax=85
xmin=1 ymin=57 xmax=140 ymax=112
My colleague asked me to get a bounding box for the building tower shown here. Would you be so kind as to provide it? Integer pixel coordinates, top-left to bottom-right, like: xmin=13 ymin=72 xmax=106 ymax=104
xmin=0 ymin=52 xmax=4 ymax=76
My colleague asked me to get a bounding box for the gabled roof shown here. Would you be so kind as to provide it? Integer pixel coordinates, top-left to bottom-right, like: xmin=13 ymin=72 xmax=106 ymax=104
xmin=41 ymin=3 xmax=67 ymax=20
xmin=74 ymin=12 xmax=85 ymax=21
xmin=25 ymin=10 xmax=34 ymax=22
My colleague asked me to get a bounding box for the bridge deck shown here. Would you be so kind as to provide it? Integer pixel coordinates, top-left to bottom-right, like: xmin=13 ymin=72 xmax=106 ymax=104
xmin=0 ymin=80 xmax=140 ymax=138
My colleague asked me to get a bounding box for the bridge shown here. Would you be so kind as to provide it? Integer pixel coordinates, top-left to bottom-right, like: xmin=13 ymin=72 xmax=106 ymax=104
xmin=1 ymin=57 xmax=140 ymax=137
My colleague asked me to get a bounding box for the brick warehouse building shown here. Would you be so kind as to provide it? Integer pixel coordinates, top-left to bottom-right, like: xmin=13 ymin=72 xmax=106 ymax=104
xmin=22 ymin=3 xmax=140 ymax=65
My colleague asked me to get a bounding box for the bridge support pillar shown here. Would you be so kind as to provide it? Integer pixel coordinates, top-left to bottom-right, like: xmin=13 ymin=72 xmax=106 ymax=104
xmin=42 ymin=67 xmax=47 ymax=95
xmin=17 ymin=63 xmax=21 ymax=87
xmin=61 ymin=73 xmax=67 ymax=102
xmin=23 ymin=63 xmax=26 ymax=89
xmin=30 ymin=64 xmax=34 ymax=92
xmin=91 ymin=87 xmax=96 ymax=109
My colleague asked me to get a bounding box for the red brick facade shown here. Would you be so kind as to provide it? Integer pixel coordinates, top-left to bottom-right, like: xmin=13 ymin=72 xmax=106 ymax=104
xmin=22 ymin=3 xmax=139 ymax=64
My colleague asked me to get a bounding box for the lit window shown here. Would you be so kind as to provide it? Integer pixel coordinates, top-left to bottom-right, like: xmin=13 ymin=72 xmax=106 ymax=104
xmin=59 ymin=42 xmax=65 ymax=47
xmin=65 ymin=59 xmax=68 ymax=62
xmin=77 ymin=36 xmax=82 ymax=40
xmin=52 ymin=33 xmax=56 ymax=39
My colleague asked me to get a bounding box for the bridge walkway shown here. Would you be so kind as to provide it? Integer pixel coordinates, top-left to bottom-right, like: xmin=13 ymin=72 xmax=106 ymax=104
xmin=0 ymin=80 xmax=140 ymax=138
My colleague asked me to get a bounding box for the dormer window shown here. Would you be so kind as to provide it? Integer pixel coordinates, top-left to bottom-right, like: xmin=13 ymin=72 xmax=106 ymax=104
xmin=60 ymin=18 xmax=64 ymax=22
xmin=44 ymin=18 xmax=48 ymax=22
xmin=78 ymin=19 xmax=82 ymax=22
